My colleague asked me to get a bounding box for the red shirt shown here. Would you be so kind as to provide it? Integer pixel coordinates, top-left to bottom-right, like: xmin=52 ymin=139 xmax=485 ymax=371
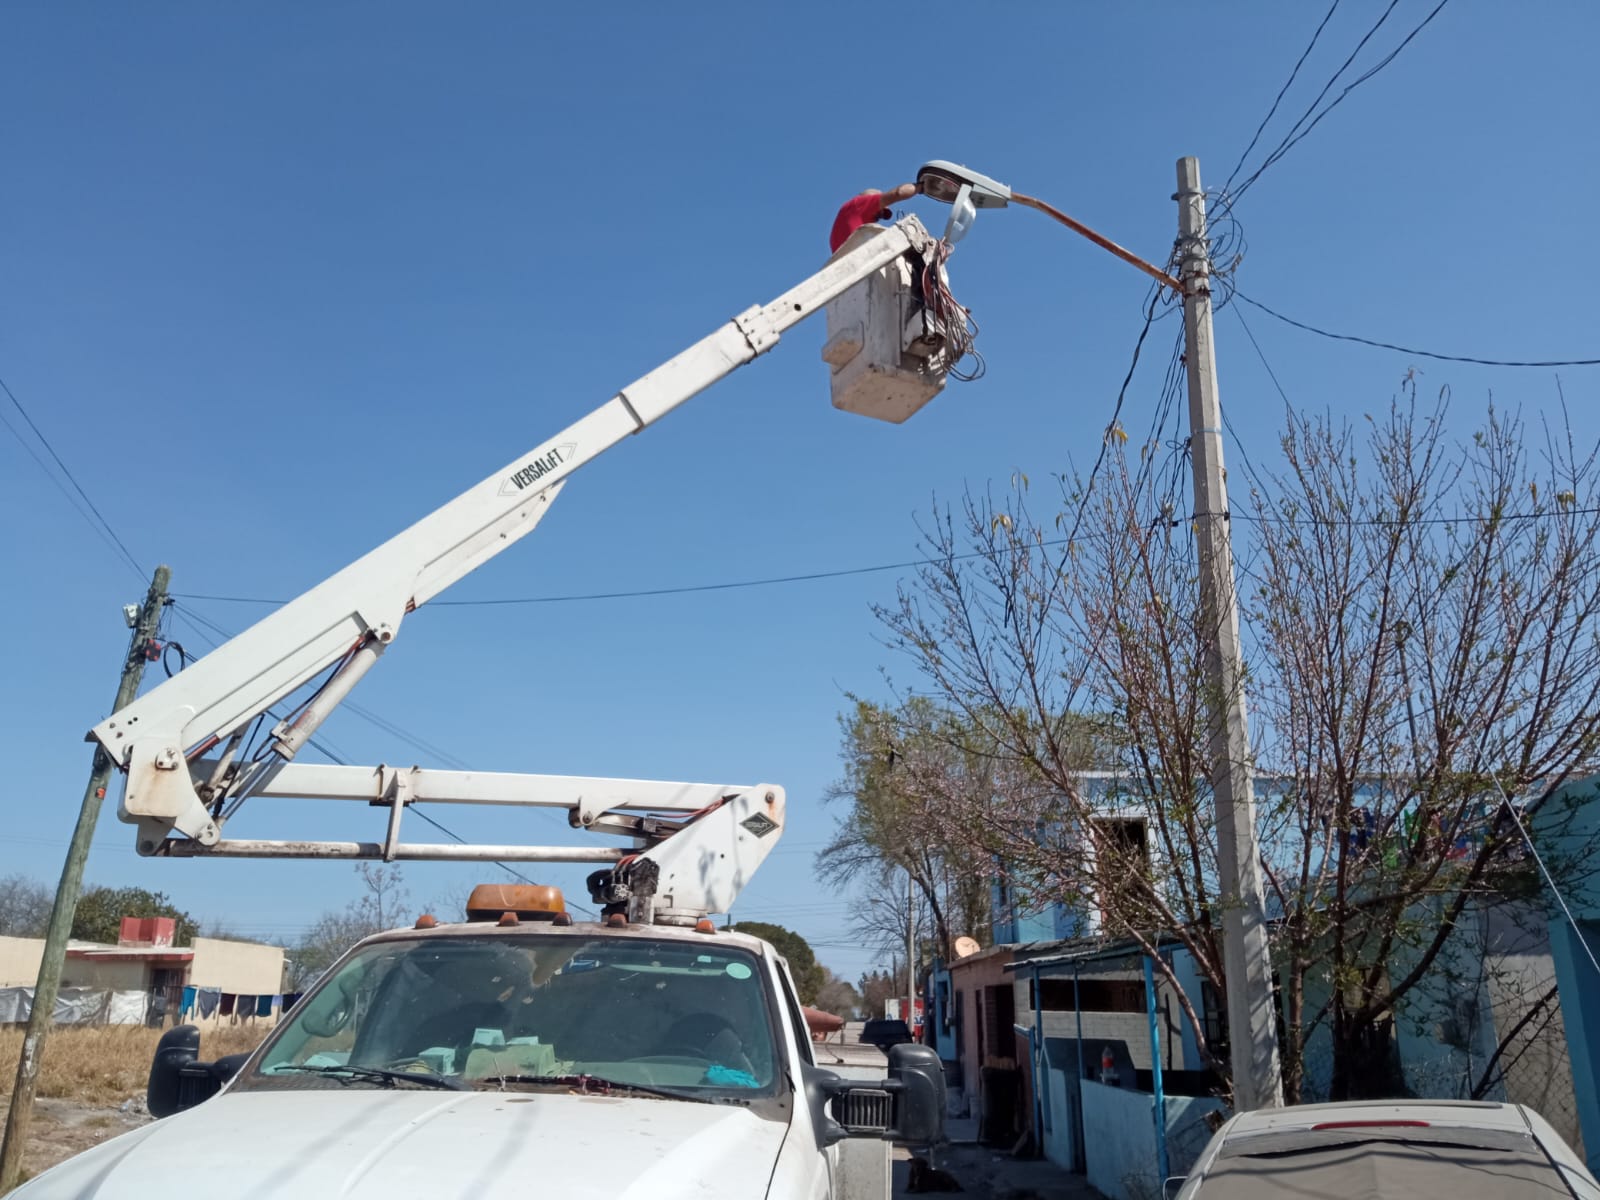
xmin=829 ymin=192 xmax=893 ymax=253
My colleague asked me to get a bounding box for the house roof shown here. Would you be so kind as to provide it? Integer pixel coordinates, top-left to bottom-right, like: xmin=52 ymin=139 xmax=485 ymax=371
xmin=65 ymin=943 xmax=194 ymax=964
xmin=1002 ymin=932 xmax=1185 ymax=975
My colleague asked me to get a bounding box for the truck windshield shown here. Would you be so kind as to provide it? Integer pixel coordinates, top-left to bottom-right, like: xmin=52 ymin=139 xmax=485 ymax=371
xmin=245 ymin=934 xmax=779 ymax=1096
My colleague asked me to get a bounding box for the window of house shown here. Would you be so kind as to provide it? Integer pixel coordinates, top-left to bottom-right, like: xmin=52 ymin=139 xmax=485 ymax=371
xmin=1201 ymin=979 xmax=1230 ymax=1058
xmin=1094 ymin=818 xmax=1150 ymax=924
xmin=1028 ymin=977 xmax=1144 ymax=1012
xmin=983 ymin=984 xmax=1015 ymax=1062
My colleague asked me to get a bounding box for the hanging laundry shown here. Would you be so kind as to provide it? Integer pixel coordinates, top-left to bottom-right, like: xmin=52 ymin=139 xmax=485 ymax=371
xmin=180 ymin=986 xmax=197 ymax=1018
xmin=236 ymin=994 xmax=255 ymax=1022
xmin=196 ymin=987 xmax=222 ymax=1019
xmin=256 ymin=994 xmax=273 ymax=1017
xmin=219 ymin=993 xmax=237 ymax=1017
xmin=282 ymin=993 xmax=303 ymax=1012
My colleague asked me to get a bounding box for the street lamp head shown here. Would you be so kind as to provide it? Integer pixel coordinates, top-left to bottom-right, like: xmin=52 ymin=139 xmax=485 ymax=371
xmin=917 ymin=161 xmax=1011 ymax=209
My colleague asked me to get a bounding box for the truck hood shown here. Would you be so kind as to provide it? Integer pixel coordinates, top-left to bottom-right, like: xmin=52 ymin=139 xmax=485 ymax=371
xmin=17 ymin=1089 xmax=789 ymax=1200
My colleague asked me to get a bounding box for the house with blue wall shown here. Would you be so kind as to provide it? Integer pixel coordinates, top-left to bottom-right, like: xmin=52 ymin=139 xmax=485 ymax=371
xmin=981 ymin=767 xmax=1600 ymax=1184
xmin=1532 ymin=772 xmax=1600 ymax=1173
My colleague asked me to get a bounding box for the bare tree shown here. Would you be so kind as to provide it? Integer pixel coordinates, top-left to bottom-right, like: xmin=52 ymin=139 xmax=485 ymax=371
xmin=875 ymin=390 xmax=1600 ymax=1102
xmin=0 ymin=874 xmax=52 ymax=938
xmin=286 ymin=863 xmax=411 ymax=991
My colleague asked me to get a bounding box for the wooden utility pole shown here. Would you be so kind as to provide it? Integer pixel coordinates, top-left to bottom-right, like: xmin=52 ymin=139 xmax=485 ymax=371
xmin=0 ymin=566 xmax=171 ymax=1191
xmin=1175 ymin=157 xmax=1283 ymax=1111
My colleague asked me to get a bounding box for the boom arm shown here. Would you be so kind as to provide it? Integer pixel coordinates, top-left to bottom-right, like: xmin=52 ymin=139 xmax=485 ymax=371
xmin=85 ymin=215 xmax=942 ymax=916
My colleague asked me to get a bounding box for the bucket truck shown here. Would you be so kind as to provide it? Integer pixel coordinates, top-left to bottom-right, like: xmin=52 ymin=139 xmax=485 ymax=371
xmin=16 ymin=210 xmax=974 ymax=1199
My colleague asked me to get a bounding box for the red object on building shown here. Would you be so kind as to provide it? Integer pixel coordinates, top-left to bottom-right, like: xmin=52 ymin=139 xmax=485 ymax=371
xmin=829 ymin=192 xmax=894 ymax=253
xmin=118 ymin=916 xmax=177 ymax=948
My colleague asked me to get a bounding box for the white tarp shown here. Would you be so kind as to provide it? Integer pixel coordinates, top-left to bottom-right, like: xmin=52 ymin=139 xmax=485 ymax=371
xmin=107 ymin=989 xmax=149 ymax=1025
xmin=0 ymin=986 xmax=115 ymax=1025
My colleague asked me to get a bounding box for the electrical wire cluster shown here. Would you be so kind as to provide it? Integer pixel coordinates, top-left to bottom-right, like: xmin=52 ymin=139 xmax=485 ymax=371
xmin=1199 ymin=190 xmax=1247 ymax=311
xmin=1136 ymin=328 xmax=1195 ymax=544
xmin=921 ymin=241 xmax=985 ymax=383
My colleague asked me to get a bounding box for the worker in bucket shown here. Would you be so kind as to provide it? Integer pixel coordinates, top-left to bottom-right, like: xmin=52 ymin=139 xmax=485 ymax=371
xmin=829 ymin=182 xmax=919 ymax=253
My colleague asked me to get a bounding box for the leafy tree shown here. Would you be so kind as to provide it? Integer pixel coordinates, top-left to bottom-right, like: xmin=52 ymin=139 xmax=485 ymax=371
xmin=729 ymin=920 xmax=825 ymax=1004
xmin=71 ymin=885 xmax=198 ymax=946
xmin=818 ymin=698 xmax=996 ymax=962
xmin=0 ymin=874 xmax=53 ymax=938
xmin=286 ymin=863 xmax=410 ymax=991
xmin=876 ymin=394 xmax=1600 ymax=1103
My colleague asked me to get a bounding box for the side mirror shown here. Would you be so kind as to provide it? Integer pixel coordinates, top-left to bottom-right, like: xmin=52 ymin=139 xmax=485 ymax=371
xmin=885 ymin=1043 xmax=944 ymax=1145
xmin=147 ymin=1026 xmax=249 ymax=1118
xmin=813 ymin=1043 xmax=946 ymax=1148
xmin=147 ymin=1025 xmax=199 ymax=1118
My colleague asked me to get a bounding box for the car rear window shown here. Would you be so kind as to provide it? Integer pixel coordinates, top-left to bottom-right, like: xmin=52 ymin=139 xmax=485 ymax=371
xmin=1203 ymin=1128 xmax=1577 ymax=1199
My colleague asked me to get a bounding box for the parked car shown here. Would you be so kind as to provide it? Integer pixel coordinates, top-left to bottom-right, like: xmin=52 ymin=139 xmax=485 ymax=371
xmin=1168 ymin=1098 xmax=1600 ymax=1199
xmin=860 ymin=1018 xmax=914 ymax=1052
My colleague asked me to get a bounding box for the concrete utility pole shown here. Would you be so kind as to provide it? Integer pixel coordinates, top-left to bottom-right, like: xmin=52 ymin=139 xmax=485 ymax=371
xmin=906 ymin=866 xmax=916 ymax=1028
xmin=1174 ymin=157 xmax=1283 ymax=1111
xmin=0 ymin=565 xmax=171 ymax=1192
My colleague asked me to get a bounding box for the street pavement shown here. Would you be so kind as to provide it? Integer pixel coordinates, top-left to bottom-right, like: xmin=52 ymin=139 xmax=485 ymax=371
xmin=891 ymin=1116 xmax=1107 ymax=1199
xmin=814 ymin=1027 xmax=1104 ymax=1198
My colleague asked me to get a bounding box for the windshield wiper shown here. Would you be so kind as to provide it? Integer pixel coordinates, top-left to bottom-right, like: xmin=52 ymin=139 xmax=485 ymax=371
xmin=472 ymin=1073 xmax=713 ymax=1103
xmin=270 ymin=1063 xmax=469 ymax=1091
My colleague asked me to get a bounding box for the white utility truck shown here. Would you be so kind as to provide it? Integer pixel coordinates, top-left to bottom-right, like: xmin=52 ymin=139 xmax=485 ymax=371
xmin=20 ymin=164 xmax=1006 ymax=1198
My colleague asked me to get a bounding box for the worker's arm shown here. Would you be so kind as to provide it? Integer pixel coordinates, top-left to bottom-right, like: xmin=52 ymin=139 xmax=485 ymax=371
xmin=829 ymin=183 xmax=920 ymax=252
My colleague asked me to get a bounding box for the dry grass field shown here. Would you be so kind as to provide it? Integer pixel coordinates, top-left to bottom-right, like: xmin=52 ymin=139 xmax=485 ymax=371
xmin=0 ymin=1024 xmax=267 ymax=1190
xmin=0 ymin=1024 xmax=264 ymax=1105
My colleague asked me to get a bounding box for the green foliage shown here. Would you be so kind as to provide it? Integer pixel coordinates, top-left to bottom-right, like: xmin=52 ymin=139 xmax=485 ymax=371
xmin=730 ymin=920 xmax=825 ymax=1004
xmin=820 ymin=698 xmax=998 ymax=961
xmin=71 ymin=885 xmax=198 ymax=946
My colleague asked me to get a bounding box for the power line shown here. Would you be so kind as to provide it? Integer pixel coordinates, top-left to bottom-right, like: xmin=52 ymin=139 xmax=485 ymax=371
xmin=1222 ymin=0 xmax=1343 ymax=197
xmin=1231 ymin=0 xmax=1452 ymax=203
xmin=1231 ymin=304 xmax=1292 ymax=407
xmin=0 ymin=372 xmax=145 ymax=579
xmin=170 ymin=471 xmax=1600 ymax=614
xmin=1235 ymin=290 xmax=1600 ymax=368
xmin=1226 ymin=503 xmax=1600 ymax=530
xmin=0 ymin=407 xmax=147 ymax=580
xmin=172 ymin=605 xmax=595 ymax=915
xmin=172 ymin=552 xmax=973 ymax=608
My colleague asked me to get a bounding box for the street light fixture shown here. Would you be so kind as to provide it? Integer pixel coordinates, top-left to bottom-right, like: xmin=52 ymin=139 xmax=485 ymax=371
xmin=917 ymin=161 xmax=1012 ymax=246
xmin=920 ymin=159 xmax=1182 ymax=292
xmin=916 ymin=161 xmax=1013 ymax=208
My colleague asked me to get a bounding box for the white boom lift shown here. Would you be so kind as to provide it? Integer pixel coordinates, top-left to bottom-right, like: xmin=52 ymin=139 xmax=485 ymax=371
xmin=87 ymin=213 xmax=963 ymax=924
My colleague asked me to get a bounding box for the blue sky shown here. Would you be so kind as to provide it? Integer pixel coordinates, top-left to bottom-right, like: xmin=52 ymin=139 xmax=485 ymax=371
xmin=3 ymin=2 xmax=1596 ymax=985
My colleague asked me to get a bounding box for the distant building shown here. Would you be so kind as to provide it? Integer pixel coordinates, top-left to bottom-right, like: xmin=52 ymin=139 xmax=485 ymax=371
xmin=0 ymin=916 xmax=284 ymax=1027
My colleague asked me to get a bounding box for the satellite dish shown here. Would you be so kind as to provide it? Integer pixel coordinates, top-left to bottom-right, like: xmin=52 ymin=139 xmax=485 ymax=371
xmin=953 ymin=936 xmax=980 ymax=960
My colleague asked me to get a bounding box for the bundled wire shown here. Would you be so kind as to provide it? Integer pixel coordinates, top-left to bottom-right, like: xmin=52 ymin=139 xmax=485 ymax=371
xmin=1202 ymin=189 xmax=1248 ymax=310
xmin=920 ymin=241 xmax=985 ymax=382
